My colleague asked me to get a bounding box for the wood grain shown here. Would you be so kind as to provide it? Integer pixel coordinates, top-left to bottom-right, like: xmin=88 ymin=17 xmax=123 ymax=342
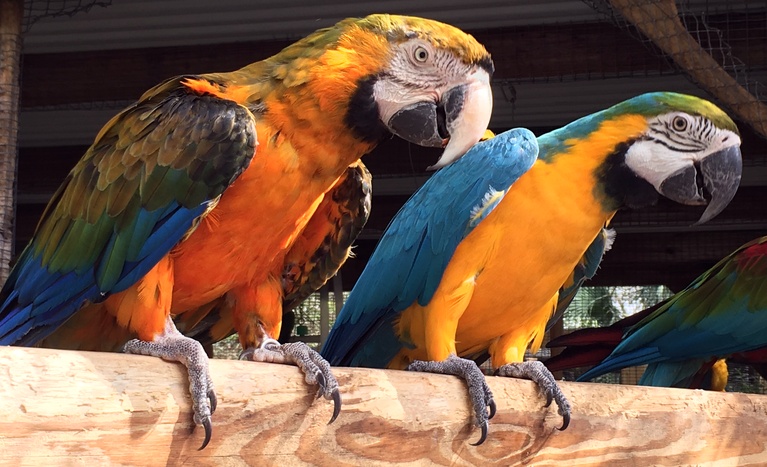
xmin=0 ymin=346 xmax=766 ymax=466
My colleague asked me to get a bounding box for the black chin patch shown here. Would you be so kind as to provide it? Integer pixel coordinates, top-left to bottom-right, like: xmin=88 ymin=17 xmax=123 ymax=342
xmin=597 ymin=141 xmax=660 ymax=210
xmin=345 ymin=74 xmax=388 ymax=144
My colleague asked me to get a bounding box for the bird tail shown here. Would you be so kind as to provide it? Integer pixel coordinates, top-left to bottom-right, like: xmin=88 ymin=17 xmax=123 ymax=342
xmin=545 ymin=303 xmax=660 ymax=373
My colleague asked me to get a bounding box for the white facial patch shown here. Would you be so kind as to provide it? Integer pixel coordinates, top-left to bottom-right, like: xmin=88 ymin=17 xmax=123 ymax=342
xmin=624 ymin=113 xmax=741 ymax=190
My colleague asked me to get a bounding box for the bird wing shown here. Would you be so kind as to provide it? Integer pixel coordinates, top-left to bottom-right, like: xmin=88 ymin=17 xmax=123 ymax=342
xmin=321 ymin=128 xmax=539 ymax=366
xmin=0 ymin=75 xmax=258 ymax=345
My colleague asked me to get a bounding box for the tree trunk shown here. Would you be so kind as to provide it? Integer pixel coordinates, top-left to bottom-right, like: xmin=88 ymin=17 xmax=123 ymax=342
xmin=0 ymin=0 xmax=23 ymax=282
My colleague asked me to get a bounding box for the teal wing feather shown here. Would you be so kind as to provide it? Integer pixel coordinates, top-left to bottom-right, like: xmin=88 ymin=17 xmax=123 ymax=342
xmin=321 ymin=128 xmax=539 ymax=368
xmin=578 ymin=236 xmax=767 ymax=386
xmin=0 ymin=75 xmax=258 ymax=345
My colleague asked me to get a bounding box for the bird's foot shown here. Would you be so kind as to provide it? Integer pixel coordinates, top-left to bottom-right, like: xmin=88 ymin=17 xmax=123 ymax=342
xmin=407 ymin=354 xmax=496 ymax=445
xmin=123 ymin=320 xmax=216 ymax=450
xmin=496 ymin=360 xmax=570 ymax=430
xmin=240 ymin=338 xmax=341 ymax=423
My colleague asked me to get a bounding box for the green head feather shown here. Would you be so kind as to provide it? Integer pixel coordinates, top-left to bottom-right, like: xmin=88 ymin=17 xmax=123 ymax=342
xmin=538 ymin=92 xmax=738 ymax=159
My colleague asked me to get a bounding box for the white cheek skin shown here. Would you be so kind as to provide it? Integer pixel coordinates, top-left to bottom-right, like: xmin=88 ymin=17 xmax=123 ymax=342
xmin=624 ymin=129 xmax=741 ymax=190
xmin=624 ymin=141 xmax=696 ymax=190
xmin=373 ymin=79 xmax=436 ymax=123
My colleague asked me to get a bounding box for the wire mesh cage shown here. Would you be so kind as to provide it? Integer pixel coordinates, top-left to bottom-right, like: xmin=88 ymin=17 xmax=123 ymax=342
xmin=23 ymin=0 xmax=112 ymax=32
xmin=214 ymin=283 xmax=767 ymax=394
xmin=552 ymin=285 xmax=767 ymax=394
xmin=584 ymin=0 xmax=767 ymax=142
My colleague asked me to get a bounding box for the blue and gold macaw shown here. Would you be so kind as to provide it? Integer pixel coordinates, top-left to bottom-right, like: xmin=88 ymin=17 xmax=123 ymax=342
xmin=321 ymin=92 xmax=743 ymax=444
xmin=551 ymin=236 xmax=767 ymax=390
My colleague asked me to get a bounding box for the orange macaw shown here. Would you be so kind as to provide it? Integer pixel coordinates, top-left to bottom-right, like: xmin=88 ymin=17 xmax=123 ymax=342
xmin=0 ymin=14 xmax=493 ymax=448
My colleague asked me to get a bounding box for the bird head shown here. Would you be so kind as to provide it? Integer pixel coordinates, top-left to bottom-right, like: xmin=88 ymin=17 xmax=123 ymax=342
xmin=316 ymin=14 xmax=494 ymax=170
xmin=564 ymin=92 xmax=742 ymax=224
xmin=620 ymin=93 xmax=742 ymax=224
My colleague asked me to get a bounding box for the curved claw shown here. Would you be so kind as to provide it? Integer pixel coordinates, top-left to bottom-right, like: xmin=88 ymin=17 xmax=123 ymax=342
xmin=315 ymin=371 xmax=326 ymax=399
xmin=199 ymin=417 xmax=212 ymax=451
xmin=487 ymin=399 xmax=497 ymax=420
xmin=208 ymin=389 xmax=218 ymax=415
xmin=329 ymin=389 xmax=342 ymax=424
xmin=239 ymin=347 xmax=255 ymax=360
xmin=558 ymin=411 xmax=571 ymax=431
xmin=471 ymin=420 xmax=489 ymax=446
xmin=544 ymin=391 xmax=553 ymax=408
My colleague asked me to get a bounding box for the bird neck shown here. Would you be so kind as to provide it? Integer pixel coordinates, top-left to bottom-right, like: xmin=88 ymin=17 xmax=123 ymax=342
xmin=539 ymin=113 xmax=657 ymax=213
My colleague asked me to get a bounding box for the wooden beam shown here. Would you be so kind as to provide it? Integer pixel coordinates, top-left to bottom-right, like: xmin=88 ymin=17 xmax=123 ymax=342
xmin=609 ymin=0 xmax=767 ymax=139
xmin=1 ymin=346 xmax=766 ymax=465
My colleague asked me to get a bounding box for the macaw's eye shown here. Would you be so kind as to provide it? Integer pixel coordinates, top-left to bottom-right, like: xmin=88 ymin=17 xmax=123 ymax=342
xmin=672 ymin=116 xmax=688 ymax=132
xmin=413 ymin=46 xmax=429 ymax=63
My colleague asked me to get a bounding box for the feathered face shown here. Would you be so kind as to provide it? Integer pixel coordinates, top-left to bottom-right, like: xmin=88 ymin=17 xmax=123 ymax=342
xmin=373 ymin=35 xmax=493 ymax=169
xmin=333 ymin=14 xmax=493 ymax=170
xmin=624 ymin=108 xmax=742 ymax=224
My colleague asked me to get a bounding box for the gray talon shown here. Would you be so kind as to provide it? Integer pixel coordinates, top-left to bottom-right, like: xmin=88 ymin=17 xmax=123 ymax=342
xmin=239 ymin=347 xmax=255 ymax=360
xmin=209 ymin=389 xmax=218 ymax=414
xmin=488 ymin=398 xmax=496 ymax=420
xmin=497 ymin=360 xmax=571 ymax=430
xmin=471 ymin=420 xmax=488 ymax=446
xmin=315 ymin=370 xmax=326 ymax=398
xmin=407 ymin=354 xmax=494 ymax=444
xmin=329 ymin=389 xmax=342 ymax=424
xmin=199 ymin=417 xmax=212 ymax=451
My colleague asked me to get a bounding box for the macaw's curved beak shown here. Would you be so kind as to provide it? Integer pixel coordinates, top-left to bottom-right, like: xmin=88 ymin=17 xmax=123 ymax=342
xmin=658 ymin=145 xmax=742 ymax=225
xmin=387 ymin=69 xmax=493 ymax=170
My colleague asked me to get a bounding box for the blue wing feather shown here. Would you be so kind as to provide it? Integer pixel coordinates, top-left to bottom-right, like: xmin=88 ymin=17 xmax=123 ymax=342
xmin=0 ymin=76 xmax=257 ymax=346
xmin=0 ymin=202 xmax=208 ymax=346
xmin=321 ymin=128 xmax=539 ymax=367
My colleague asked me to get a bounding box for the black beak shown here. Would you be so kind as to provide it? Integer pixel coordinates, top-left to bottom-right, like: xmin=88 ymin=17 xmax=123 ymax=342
xmin=658 ymin=145 xmax=742 ymax=224
xmin=387 ymin=85 xmax=466 ymax=148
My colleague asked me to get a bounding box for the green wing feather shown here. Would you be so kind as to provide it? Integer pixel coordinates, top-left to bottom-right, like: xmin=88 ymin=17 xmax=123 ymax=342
xmin=0 ymin=75 xmax=258 ymax=345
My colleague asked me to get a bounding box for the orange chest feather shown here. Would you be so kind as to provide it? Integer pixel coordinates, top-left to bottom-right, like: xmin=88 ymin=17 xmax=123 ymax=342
xmin=168 ymin=122 xmax=362 ymax=310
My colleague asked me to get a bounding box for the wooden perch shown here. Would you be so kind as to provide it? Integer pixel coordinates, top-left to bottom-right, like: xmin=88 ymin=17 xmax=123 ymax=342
xmin=1 ymin=347 xmax=767 ymax=465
